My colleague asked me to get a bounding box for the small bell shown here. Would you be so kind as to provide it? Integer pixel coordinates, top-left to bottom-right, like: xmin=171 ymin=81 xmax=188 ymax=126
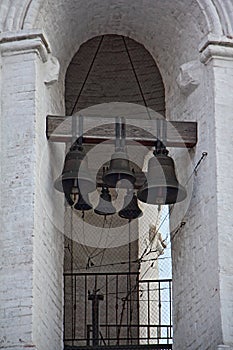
xmin=94 ymin=186 xmax=116 ymax=216
xmin=54 ymin=144 xmax=95 ymax=206
xmin=74 ymin=192 xmax=92 ymax=211
xmin=137 ymin=148 xmax=187 ymax=205
xmin=102 ymin=151 xmax=136 ymax=187
xmin=119 ymin=192 xmax=143 ymax=220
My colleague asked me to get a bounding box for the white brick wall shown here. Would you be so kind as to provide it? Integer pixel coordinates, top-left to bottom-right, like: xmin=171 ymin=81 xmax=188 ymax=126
xmin=213 ymin=56 xmax=233 ymax=347
xmin=0 ymin=50 xmax=36 ymax=349
xmin=0 ymin=35 xmax=65 ymax=350
xmin=171 ymin=43 xmax=233 ymax=349
xmin=32 ymin=52 xmax=65 ymax=350
xmin=0 ymin=1 xmax=233 ymax=350
xmin=170 ymin=57 xmax=223 ymax=349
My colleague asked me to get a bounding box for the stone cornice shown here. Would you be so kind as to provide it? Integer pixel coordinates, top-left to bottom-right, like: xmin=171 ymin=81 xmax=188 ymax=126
xmin=199 ymin=34 xmax=233 ymax=64
xmin=0 ymin=30 xmax=51 ymax=62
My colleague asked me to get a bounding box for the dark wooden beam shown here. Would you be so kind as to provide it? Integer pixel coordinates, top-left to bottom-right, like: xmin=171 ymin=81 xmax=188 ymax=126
xmin=46 ymin=115 xmax=197 ymax=148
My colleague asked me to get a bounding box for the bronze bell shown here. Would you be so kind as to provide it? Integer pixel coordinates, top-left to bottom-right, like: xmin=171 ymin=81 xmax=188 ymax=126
xmin=119 ymin=192 xmax=143 ymax=220
xmin=74 ymin=192 xmax=92 ymax=211
xmin=54 ymin=145 xmax=95 ymax=206
xmin=94 ymin=186 xmax=116 ymax=216
xmin=102 ymin=151 xmax=136 ymax=187
xmin=137 ymin=150 xmax=187 ymax=205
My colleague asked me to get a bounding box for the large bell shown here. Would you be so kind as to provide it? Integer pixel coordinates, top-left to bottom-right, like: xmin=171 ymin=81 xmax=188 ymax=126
xmin=74 ymin=193 xmax=92 ymax=211
xmin=54 ymin=145 xmax=95 ymax=206
xmin=119 ymin=192 xmax=143 ymax=220
xmin=94 ymin=186 xmax=116 ymax=216
xmin=102 ymin=151 xmax=136 ymax=187
xmin=137 ymin=150 xmax=187 ymax=205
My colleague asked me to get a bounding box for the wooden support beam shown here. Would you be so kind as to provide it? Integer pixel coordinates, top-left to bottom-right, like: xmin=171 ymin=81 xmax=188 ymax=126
xmin=46 ymin=115 xmax=197 ymax=148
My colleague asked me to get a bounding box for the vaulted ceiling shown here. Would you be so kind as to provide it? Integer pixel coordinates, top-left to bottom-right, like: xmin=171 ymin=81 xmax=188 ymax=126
xmin=65 ymin=35 xmax=165 ymax=115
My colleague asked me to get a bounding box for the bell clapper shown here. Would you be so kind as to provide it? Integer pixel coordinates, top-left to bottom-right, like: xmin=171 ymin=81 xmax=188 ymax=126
xmin=71 ymin=178 xmax=79 ymax=204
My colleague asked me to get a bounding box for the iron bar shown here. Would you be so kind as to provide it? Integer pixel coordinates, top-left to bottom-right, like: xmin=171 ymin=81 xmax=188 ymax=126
xmin=65 ymin=325 xmax=172 ymax=341
xmin=74 ymin=275 xmax=77 ymax=341
xmin=147 ymin=281 xmax=150 ymax=343
xmin=169 ymin=281 xmax=172 ymax=339
xmin=85 ymin=275 xmax=87 ymax=342
xmin=158 ymin=281 xmax=161 ymax=344
xmin=136 ymin=275 xmax=140 ymax=345
xmin=116 ymin=274 xmax=119 ymax=328
xmin=115 ymin=117 xmax=121 ymax=151
xmin=71 ymin=115 xmax=77 ymax=145
xmin=106 ymin=275 xmax=108 ymax=343
xmin=64 ymin=343 xmax=172 ymax=350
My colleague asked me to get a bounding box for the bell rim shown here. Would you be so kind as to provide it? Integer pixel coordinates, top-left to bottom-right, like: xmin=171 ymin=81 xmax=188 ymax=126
xmin=94 ymin=208 xmax=116 ymax=216
xmin=54 ymin=175 xmax=64 ymax=192
xmin=94 ymin=198 xmax=116 ymax=216
xmin=54 ymin=174 xmax=96 ymax=193
xmin=74 ymin=205 xmax=93 ymax=211
xmin=118 ymin=210 xmax=143 ymax=220
xmin=137 ymin=184 xmax=187 ymax=205
xmin=73 ymin=192 xmax=92 ymax=211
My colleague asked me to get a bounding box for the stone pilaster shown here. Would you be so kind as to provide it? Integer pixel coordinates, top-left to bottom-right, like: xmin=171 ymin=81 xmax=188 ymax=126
xmin=0 ymin=30 xmax=64 ymax=350
xmin=201 ymin=37 xmax=233 ymax=349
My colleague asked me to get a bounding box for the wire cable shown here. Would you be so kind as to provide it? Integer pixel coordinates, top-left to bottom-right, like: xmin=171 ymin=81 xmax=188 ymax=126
xmin=70 ymin=35 xmax=104 ymax=115
xmin=122 ymin=36 xmax=152 ymax=120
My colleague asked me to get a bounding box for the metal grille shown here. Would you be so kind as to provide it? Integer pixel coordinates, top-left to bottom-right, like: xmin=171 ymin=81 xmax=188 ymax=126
xmin=64 ymin=272 xmax=172 ymax=348
xmin=138 ymin=279 xmax=172 ymax=345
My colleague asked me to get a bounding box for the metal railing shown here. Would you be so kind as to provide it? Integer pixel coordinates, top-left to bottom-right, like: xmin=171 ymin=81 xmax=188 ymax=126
xmin=64 ymin=272 xmax=172 ymax=348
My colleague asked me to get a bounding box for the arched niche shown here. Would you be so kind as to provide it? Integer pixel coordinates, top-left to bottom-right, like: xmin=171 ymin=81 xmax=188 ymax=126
xmin=62 ymin=34 xmax=169 ymax=348
xmin=65 ymin=34 xmax=165 ymax=115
